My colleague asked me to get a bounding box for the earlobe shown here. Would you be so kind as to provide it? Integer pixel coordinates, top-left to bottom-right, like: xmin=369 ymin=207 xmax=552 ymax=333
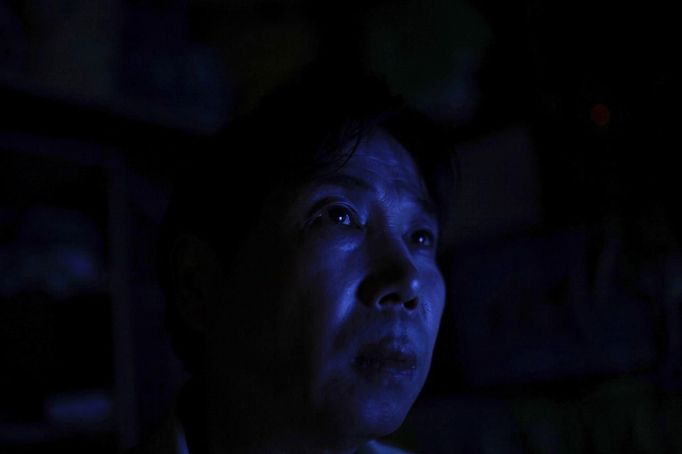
xmin=170 ymin=234 xmax=223 ymax=333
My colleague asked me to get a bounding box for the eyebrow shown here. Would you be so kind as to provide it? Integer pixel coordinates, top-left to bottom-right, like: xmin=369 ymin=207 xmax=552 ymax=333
xmin=310 ymin=173 xmax=438 ymax=218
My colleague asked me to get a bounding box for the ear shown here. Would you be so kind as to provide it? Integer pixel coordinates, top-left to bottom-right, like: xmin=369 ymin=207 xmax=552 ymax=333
xmin=169 ymin=234 xmax=224 ymax=333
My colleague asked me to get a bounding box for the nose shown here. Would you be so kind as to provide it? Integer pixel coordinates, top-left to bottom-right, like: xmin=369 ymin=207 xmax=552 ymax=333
xmin=357 ymin=234 xmax=421 ymax=311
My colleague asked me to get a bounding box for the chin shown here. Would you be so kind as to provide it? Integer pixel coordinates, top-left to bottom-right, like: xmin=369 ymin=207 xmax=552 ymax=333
xmin=314 ymin=390 xmax=416 ymax=445
xmin=310 ymin=361 xmax=427 ymax=443
xmin=357 ymin=394 xmax=414 ymax=437
xmin=354 ymin=370 xmax=427 ymax=437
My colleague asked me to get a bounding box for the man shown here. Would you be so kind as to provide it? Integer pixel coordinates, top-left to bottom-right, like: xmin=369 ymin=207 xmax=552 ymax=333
xmin=144 ymin=70 xmax=452 ymax=454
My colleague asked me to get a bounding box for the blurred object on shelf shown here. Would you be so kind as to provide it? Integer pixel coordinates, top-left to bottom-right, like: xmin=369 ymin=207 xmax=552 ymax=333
xmin=366 ymin=0 xmax=491 ymax=126
xmin=0 ymin=206 xmax=106 ymax=301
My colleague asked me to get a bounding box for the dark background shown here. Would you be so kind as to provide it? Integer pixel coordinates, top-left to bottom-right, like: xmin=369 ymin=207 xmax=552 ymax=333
xmin=1 ymin=0 xmax=679 ymax=452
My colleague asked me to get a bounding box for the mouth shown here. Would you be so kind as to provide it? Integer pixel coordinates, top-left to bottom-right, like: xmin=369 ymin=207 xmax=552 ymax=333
xmin=353 ymin=336 xmax=418 ymax=380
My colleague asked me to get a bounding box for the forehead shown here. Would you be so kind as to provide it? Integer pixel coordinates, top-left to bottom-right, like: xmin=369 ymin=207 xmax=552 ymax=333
xmin=333 ymin=129 xmax=428 ymax=199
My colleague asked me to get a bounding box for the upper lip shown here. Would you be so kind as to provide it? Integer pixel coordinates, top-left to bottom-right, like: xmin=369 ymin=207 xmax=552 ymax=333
xmin=354 ymin=335 xmax=418 ymax=369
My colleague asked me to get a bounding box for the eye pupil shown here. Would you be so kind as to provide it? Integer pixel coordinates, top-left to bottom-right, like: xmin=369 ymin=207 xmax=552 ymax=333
xmin=413 ymin=230 xmax=433 ymax=247
xmin=328 ymin=206 xmax=352 ymax=225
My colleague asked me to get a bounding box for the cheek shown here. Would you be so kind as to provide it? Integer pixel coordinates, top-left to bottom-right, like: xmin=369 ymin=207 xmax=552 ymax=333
xmin=300 ymin=251 xmax=362 ymax=337
xmin=297 ymin=235 xmax=364 ymax=304
xmin=423 ymin=267 xmax=446 ymax=342
xmin=288 ymin=245 xmax=364 ymax=368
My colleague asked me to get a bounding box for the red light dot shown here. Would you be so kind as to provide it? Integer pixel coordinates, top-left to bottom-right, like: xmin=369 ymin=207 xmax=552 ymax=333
xmin=591 ymin=103 xmax=610 ymax=126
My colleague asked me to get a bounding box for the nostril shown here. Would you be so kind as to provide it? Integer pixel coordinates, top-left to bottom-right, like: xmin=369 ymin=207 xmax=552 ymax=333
xmin=377 ymin=293 xmax=418 ymax=310
xmin=377 ymin=293 xmax=401 ymax=307
xmin=404 ymin=298 xmax=418 ymax=310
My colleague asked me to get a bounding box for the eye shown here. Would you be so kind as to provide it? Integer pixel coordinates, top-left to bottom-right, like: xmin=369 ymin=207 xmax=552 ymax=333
xmin=302 ymin=198 xmax=365 ymax=235
xmin=326 ymin=205 xmax=355 ymax=226
xmin=306 ymin=203 xmax=362 ymax=231
xmin=410 ymin=229 xmax=435 ymax=248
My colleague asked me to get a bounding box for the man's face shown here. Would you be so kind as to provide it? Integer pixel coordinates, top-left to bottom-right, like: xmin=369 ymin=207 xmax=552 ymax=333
xmin=272 ymin=129 xmax=446 ymax=440
xmin=206 ymin=129 xmax=445 ymax=445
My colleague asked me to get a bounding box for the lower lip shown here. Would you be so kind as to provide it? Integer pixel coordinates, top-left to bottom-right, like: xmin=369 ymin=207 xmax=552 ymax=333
xmin=353 ymin=356 xmax=417 ymax=383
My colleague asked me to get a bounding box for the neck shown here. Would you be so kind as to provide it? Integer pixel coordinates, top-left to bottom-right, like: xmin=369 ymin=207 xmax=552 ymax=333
xmin=179 ymin=376 xmax=367 ymax=454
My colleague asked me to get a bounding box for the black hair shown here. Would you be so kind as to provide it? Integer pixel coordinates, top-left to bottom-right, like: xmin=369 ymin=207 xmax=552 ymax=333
xmin=157 ymin=68 xmax=456 ymax=374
